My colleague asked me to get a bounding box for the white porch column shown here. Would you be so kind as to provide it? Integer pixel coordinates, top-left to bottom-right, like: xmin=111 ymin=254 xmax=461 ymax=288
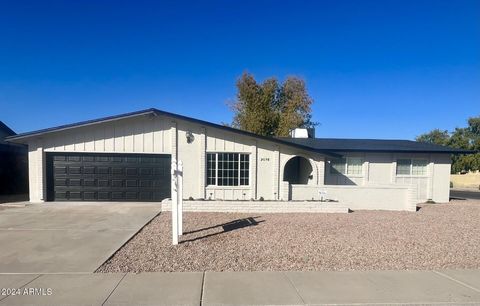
xmin=281 ymin=181 xmax=290 ymax=201
xmin=363 ymin=160 xmax=370 ymax=186
xmin=250 ymin=141 xmax=257 ymax=200
xmin=170 ymin=121 xmax=177 ymax=161
xmin=28 ymin=140 xmax=45 ymax=203
xmin=427 ymin=155 xmax=435 ymax=200
xmin=199 ymin=127 xmax=206 ymax=199
xmin=272 ymin=146 xmax=280 ymax=200
xmin=317 ymin=158 xmax=325 ymax=185
xmin=391 ymin=153 xmax=397 ymax=183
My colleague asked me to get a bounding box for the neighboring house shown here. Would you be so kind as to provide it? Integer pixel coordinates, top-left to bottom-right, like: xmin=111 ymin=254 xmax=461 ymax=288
xmin=0 ymin=121 xmax=28 ymax=199
xmin=6 ymin=108 xmax=471 ymax=211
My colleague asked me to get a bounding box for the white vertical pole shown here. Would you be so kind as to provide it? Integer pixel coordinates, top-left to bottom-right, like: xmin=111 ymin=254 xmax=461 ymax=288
xmin=171 ymin=158 xmax=178 ymax=245
xmin=178 ymin=160 xmax=183 ymax=236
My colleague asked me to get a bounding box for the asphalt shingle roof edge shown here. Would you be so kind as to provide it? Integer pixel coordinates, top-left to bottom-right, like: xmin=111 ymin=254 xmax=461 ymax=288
xmin=5 ymin=108 xmax=342 ymax=157
xmin=277 ymin=137 xmax=475 ymax=155
xmin=6 ymin=108 xmax=474 ymax=155
xmin=0 ymin=121 xmax=16 ymax=136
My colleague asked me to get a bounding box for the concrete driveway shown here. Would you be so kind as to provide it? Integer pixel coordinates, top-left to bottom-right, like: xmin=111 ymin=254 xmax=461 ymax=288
xmin=0 ymin=202 xmax=161 ymax=273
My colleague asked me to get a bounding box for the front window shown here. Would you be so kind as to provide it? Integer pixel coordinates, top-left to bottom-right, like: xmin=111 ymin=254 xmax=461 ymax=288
xmin=330 ymin=158 xmax=346 ymax=174
xmin=206 ymin=153 xmax=249 ymax=186
xmin=347 ymin=157 xmax=363 ymax=175
xmin=396 ymin=159 xmax=428 ymax=176
xmin=206 ymin=153 xmax=217 ymax=185
xmin=330 ymin=157 xmax=363 ymax=175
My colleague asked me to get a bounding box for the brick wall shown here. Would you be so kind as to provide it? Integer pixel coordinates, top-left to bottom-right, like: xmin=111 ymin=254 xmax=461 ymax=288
xmin=162 ymin=199 xmax=348 ymax=213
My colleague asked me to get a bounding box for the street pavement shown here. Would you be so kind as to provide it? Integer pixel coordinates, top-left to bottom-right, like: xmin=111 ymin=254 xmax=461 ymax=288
xmin=450 ymin=188 xmax=480 ymax=200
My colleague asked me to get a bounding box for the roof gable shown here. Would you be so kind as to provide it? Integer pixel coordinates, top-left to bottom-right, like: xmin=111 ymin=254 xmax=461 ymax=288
xmin=5 ymin=108 xmax=340 ymax=157
xmin=0 ymin=121 xmax=15 ymax=136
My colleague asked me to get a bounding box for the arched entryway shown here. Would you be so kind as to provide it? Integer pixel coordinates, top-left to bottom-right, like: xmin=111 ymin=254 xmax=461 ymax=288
xmin=283 ymin=156 xmax=313 ymax=184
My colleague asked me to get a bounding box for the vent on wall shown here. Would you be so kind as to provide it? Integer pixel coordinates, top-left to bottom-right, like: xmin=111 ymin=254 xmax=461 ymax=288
xmin=290 ymin=128 xmax=315 ymax=138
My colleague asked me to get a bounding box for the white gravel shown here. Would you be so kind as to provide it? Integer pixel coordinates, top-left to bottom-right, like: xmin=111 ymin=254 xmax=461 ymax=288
xmin=97 ymin=199 xmax=480 ymax=272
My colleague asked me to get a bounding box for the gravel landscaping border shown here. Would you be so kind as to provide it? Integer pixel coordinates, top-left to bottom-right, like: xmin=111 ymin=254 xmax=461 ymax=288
xmin=98 ymin=199 xmax=480 ymax=272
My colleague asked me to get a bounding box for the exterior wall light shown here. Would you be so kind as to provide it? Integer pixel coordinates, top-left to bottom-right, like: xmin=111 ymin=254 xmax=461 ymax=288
xmin=186 ymin=131 xmax=195 ymax=144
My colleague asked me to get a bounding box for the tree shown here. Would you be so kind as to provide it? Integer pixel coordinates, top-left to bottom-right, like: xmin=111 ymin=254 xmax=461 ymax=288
xmin=231 ymin=72 xmax=316 ymax=136
xmin=276 ymin=77 xmax=316 ymax=136
xmin=416 ymin=116 xmax=480 ymax=173
xmin=231 ymin=73 xmax=279 ymax=136
xmin=415 ymin=129 xmax=450 ymax=146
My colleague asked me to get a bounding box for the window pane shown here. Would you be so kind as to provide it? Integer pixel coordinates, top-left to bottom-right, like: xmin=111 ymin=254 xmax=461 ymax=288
xmin=330 ymin=158 xmax=346 ymax=174
xmin=206 ymin=153 xmax=216 ymax=185
xmin=412 ymin=159 xmax=428 ymax=175
xmin=347 ymin=157 xmax=363 ymax=175
xmin=207 ymin=153 xmax=249 ymax=186
xmin=214 ymin=153 xmax=238 ymax=186
xmin=396 ymin=159 xmax=411 ymax=175
xmin=239 ymin=154 xmax=249 ymax=185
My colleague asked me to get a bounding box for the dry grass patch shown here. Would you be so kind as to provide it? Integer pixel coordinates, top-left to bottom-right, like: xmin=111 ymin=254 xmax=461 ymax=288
xmin=98 ymin=199 xmax=480 ymax=272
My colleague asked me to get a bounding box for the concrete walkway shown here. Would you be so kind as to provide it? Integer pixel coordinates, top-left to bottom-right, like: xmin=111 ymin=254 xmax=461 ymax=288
xmin=1 ymin=269 xmax=480 ymax=305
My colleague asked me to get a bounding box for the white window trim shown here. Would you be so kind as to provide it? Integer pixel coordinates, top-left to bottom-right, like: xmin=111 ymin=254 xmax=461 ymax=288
xmin=329 ymin=157 xmax=364 ymax=177
xmin=395 ymin=158 xmax=429 ymax=177
xmin=346 ymin=157 xmax=364 ymax=176
xmin=206 ymin=152 xmax=251 ymax=187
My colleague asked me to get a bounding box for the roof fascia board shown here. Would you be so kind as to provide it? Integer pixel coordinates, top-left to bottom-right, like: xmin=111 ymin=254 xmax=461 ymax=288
xmin=6 ymin=108 xmax=340 ymax=158
xmin=6 ymin=109 xmax=157 ymax=142
xmin=324 ymin=149 xmax=475 ymax=155
xmin=152 ymin=109 xmax=340 ymax=157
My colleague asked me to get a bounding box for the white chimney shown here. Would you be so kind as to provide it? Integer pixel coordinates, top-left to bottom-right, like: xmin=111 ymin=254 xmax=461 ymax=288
xmin=290 ymin=128 xmax=308 ymax=138
xmin=290 ymin=128 xmax=315 ymax=138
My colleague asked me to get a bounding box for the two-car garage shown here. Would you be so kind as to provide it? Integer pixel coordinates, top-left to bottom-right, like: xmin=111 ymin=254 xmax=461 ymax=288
xmin=45 ymin=153 xmax=171 ymax=202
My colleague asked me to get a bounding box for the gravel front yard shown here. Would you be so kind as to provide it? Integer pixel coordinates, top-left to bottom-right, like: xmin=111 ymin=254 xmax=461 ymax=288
xmin=98 ymin=199 xmax=480 ymax=272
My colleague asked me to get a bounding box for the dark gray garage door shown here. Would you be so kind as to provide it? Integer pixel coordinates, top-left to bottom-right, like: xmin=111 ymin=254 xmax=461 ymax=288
xmin=46 ymin=153 xmax=171 ymax=202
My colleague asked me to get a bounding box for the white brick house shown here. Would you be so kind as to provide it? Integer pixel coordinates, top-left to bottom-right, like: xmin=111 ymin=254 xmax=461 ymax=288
xmin=6 ymin=108 xmax=471 ymax=211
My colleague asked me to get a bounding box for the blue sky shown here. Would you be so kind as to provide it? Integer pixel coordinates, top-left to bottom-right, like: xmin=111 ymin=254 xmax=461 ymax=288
xmin=0 ymin=0 xmax=479 ymax=139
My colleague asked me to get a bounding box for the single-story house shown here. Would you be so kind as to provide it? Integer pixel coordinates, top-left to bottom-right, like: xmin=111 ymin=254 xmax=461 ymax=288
xmin=6 ymin=108 xmax=471 ymax=211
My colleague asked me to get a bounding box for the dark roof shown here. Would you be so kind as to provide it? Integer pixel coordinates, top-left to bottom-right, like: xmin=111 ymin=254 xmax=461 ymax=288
xmin=278 ymin=137 xmax=474 ymax=155
xmin=0 ymin=121 xmax=16 ymax=136
xmin=5 ymin=108 xmax=340 ymax=157
xmin=6 ymin=108 xmax=473 ymax=155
